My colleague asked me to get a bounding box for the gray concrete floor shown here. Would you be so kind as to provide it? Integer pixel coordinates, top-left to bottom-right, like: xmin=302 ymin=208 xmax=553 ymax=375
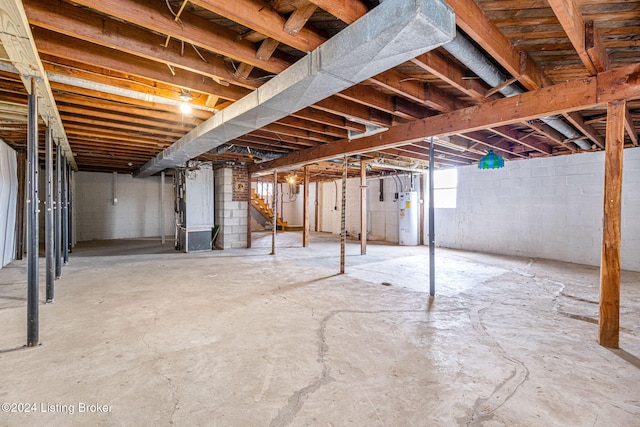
xmin=0 ymin=231 xmax=639 ymax=426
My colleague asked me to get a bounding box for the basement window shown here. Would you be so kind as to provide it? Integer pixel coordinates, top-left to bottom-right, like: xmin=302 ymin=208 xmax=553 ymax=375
xmin=434 ymin=169 xmax=457 ymax=208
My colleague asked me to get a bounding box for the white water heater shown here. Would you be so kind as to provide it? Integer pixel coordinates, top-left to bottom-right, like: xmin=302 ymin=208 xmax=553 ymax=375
xmin=398 ymin=191 xmax=419 ymax=246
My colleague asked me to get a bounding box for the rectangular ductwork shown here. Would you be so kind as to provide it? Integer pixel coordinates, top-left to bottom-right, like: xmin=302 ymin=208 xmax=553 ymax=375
xmin=135 ymin=0 xmax=455 ymax=177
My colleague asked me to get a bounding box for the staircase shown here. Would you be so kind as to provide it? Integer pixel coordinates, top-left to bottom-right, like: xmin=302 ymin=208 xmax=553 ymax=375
xmin=251 ymin=189 xmax=288 ymax=230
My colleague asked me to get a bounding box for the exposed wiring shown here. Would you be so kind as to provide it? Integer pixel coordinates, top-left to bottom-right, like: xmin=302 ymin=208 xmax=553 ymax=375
xmin=41 ymin=58 xmax=182 ymax=93
xmin=165 ymin=0 xmax=178 ymax=18
xmin=191 ymin=43 xmax=208 ymax=63
xmin=333 ymin=180 xmax=339 ymax=210
xmin=392 ymin=173 xmax=400 ymax=200
xmin=229 ymin=60 xmax=276 ymax=81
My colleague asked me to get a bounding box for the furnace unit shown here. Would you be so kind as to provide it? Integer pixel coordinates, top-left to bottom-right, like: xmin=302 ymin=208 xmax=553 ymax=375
xmin=175 ymin=165 xmax=215 ymax=252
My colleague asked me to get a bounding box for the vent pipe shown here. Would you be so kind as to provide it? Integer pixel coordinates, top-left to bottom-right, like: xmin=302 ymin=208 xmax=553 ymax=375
xmin=135 ymin=0 xmax=456 ymax=177
xmin=442 ymin=34 xmax=592 ymax=150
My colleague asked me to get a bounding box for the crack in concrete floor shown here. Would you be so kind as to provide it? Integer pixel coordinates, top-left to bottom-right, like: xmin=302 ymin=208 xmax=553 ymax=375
xmin=0 ymin=234 xmax=638 ymax=426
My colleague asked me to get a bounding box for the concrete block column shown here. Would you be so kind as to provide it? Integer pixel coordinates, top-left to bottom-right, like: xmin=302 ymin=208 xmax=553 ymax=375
xmin=214 ymin=166 xmax=249 ymax=249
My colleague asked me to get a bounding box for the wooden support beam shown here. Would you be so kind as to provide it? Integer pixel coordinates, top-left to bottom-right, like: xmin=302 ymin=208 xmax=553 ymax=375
xmin=393 ymin=96 xmax=433 ymax=119
xmin=250 ymin=64 xmax=640 ymax=174
xmin=190 ymin=0 xmax=325 ymax=53
xmin=369 ymin=71 xmax=459 ymax=113
xmin=523 ymin=120 xmax=577 ymax=152
xmin=29 ymin=19 xmax=257 ymax=91
xmin=547 ymin=0 xmax=598 ymax=75
xmin=306 ymin=0 xmax=368 ymax=24
xmin=411 ymin=51 xmax=488 ymax=102
xmin=624 ymin=107 xmax=638 ymax=146
xmin=490 ymin=125 xmax=552 ymax=155
xmin=599 ymin=100 xmax=625 ymax=349
xmin=446 ymin=0 xmax=549 ymax=91
xmin=284 ymin=4 xmax=317 ymax=36
xmin=33 ymin=28 xmax=252 ymax=101
xmin=563 ymin=111 xmax=605 ymax=149
xmin=0 ymin=0 xmax=76 ymax=168
xmin=585 ymin=21 xmax=610 ymax=74
xmin=60 ymin=0 xmax=290 ymax=74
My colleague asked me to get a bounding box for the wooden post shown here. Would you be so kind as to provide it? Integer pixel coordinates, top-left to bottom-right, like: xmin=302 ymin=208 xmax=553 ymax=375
xmin=360 ymin=159 xmax=367 ymax=255
xmin=303 ymin=166 xmax=310 ymax=247
xmin=599 ymin=100 xmax=625 ymax=349
xmin=270 ymin=171 xmax=277 ymax=255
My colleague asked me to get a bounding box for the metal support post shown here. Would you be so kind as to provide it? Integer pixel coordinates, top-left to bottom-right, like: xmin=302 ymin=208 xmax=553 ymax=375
xmin=68 ymin=167 xmax=73 ymax=253
xmin=360 ymin=159 xmax=367 ymax=255
xmin=62 ymin=160 xmax=69 ymax=264
xmin=55 ymin=144 xmax=62 ymax=278
xmin=428 ymin=138 xmax=436 ymax=297
xmin=45 ymin=127 xmax=54 ymax=303
xmin=161 ymin=171 xmax=165 ymax=245
xmin=27 ymin=78 xmax=39 ymax=347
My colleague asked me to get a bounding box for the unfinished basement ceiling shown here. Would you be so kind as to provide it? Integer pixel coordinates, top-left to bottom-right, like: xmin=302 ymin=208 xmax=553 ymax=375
xmin=0 ymin=0 xmax=638 ymax=180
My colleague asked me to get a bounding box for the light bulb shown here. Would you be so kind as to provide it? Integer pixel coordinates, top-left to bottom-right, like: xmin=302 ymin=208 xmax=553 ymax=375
xmin=180 ymin=102 xmax=192 ymax=114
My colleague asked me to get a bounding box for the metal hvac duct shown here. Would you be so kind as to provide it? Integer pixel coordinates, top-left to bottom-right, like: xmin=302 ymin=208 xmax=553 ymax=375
xmin=442 ymin=34 xmax=593 ymax=150
xmin=134 ymin=0 xmax=456 ymax=177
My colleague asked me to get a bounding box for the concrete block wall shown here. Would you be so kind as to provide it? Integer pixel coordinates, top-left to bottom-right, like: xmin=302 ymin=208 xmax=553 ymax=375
xmin=280 ymin=183 xmax=303 ymax=226
xmin=75 ymin=172 xmax=173 ymax=241
xmin=317 ymin=180 xmax=341 ymax=234
xmin=435 ymin=147 xmax=640 ymax=271
xmin=366 ymin=175 xmax=420 ymax=242
xmin=316 ymin=174 xmax=420 ymax=243
xmin=214 ymin=166 xmax=248 ymax=249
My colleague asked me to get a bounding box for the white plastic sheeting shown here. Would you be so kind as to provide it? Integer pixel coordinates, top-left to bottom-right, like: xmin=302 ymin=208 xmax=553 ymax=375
xmin=0 ymin=139 xmax=18 ymax=268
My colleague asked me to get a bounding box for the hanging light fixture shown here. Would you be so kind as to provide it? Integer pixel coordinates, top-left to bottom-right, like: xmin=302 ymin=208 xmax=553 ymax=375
xmin=478 ymin=149 xmax=504 ymax=169
xmin=179 ymin=90 xmax=193 ymax=114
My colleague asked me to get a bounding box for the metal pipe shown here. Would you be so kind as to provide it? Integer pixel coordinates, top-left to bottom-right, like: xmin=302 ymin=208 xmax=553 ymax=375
xmin=340 ymin=156 xmax=347 ymax=274
xmin=161 ymin=171 xmax=165 ymax=245
xmin=428 ymin=138 xmax=435 ymax=297
xmin=442 ymin=33 xmax=592 ymax=150
xmin=369 ymin=161 xmax=428 ymax=174
xmin=69 ymin=168 xmax=73 ymax=252
xmin=112 ymin=171 xmax=118 ymax=205
xmin=27 ymin=78 xmax=39 ymax=347
xmin=270 ymin=171 xmax=276 ymax=255
xmin=62 ymin=160 xmax=69 ymax=265
xmin=360 ymin=159 xmax=367 ymax=255
xmin=45 ymin=126 xmax=54 ymax=303
xmin=246 ymin=170 xmax=252 ymax=249
xmin=55 ymin=144 xmax=62 ymax=278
